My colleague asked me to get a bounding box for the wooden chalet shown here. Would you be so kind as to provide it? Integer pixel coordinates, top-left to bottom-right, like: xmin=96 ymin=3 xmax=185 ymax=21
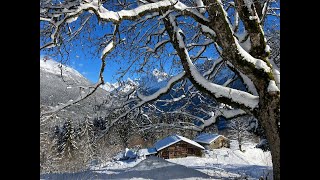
xmin=193 ymin=133 xmax=230 ymax=150
xmin=154 ymin=134 xmax=205 ymax=159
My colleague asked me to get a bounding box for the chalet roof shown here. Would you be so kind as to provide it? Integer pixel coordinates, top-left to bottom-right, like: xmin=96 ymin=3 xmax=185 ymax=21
xmin=193 ymin=133 xmax=225 ymax=145
xmin=137 ymin=148 xmax=157 ymax=156
xmin=154 ymin=134 xmax=205 ymax=151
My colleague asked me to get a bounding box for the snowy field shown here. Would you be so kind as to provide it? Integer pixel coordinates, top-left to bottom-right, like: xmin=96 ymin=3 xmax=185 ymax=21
xmin=40 ymin=141 xmax=272 ymax=179
xmin=168 ymin=141 xmax=273 ymax=179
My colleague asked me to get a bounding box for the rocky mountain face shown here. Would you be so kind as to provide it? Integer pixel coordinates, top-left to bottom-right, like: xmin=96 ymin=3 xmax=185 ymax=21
xmin=40 ymin=58 xmax=110 ymax=126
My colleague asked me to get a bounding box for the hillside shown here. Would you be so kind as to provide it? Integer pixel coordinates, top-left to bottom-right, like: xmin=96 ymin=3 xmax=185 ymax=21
xmin=40 ymin=58 xmax=110 ymax=126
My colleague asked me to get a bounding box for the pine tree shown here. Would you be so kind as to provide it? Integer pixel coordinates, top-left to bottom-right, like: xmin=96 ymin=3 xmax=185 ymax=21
xmin=59 ymin=119 xmax=78 ymax=158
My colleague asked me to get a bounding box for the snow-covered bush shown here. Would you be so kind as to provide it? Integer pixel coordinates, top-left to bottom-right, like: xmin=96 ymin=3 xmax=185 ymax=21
xmin=113 ymin=148 xmax=137 ymax=161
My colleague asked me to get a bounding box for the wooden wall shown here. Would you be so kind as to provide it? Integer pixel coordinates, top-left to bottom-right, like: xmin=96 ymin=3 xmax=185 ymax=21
xmin=208 ymin=136 xmax=230 ymax=149
xmin=157 ymin=141 xmax=203 ymax=159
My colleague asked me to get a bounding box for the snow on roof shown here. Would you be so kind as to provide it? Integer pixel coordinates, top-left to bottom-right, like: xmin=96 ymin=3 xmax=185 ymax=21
xmin=154 ymin=134 xmax=204 ymax=151
xmin=137 ymin=148 xmax=157 ymax=156
xmin=193 ymin=133 xmax=224 ymax=145
xmin=177 ymin=135 xmax=205 ymax=150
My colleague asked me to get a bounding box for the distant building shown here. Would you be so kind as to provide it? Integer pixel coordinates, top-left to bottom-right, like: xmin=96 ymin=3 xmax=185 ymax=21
xmin=194 ymin=133 xmax=230 ymax=150
xmin=154 ymin=134 xmax=205 ymax=159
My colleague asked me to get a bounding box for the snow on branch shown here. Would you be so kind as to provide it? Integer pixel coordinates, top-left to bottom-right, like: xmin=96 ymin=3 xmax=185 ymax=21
xmin=40 ymin=0 xmax=176 ymax=50
xmin=269 ymin=58 xmax=280 ymax=90
xmin=234 ymin=37 xmax=271 ymax=73
xmin=226 ymin=61 xmax=258 ymax=96
xmin=156 ymin=94 xmax=186 ymax=103
xmin=167 ymin=14 xmax=259 ymax=110
xmin=76 ymin=0 xmax=207 ymax=25
xmin=73 ymin=0 xmax=178 ymax=23
xmin=267 ymin=80 xmax=279 ymax=93
xmin=198 ymin=108 xmax=246 ymax=130
xmin=40 ymin=17 xmax=53 ymax=23
xmin=173 ymin=1 xmax=209 ymax=24
xmin=195 ymin=0 xmax=206 ymax=14
xmin=66 ymin=14 xmax=92 ymax=42
xmin=40 ymin=19 xmax=65 ymax=50
xmin=108 ymin=71 xmax=186 ymax=127
xmin=237 ymin=71 xmax=259 ymax=96
xmin=203 ymin=58 xmax=223 ymax=77
xmin=234 ymin=0 xmax=269 ymax=59
xmin=137 ymin=72 xmax=186 ymax=102
xmin=130 ymin=12 xmax=160 ymax=30
xmin=200 ymin=24 xmax=216 ymax=38
xmin=101 ymin=40 xmax=115 ymax=59
xmin=187 ymin=39 xmax=214 ymax=48
xmin=165 ymin=101 xmax=246 ymax=131
xmin=41 ymin=0 xmax=210 ymax=52
xmin=261 ymin=1 xmax=269 ymax=21
xmin=233 ymin=10 xmax=239 ymax=32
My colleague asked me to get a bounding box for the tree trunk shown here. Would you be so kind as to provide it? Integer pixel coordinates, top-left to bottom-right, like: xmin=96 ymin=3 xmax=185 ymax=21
xmin=257 ymin=93 xmax=280 ymax=180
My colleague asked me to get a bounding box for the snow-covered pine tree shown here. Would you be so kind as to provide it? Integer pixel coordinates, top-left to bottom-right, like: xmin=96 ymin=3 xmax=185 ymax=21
xmin=59 ymin=118 xmax=78 ymax=158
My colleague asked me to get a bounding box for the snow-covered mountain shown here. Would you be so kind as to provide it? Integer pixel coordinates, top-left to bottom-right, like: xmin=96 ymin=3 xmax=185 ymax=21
xmin=151 ymin=69 xmax=169 ymax=82
xmin=139 ymin=69 xmax=170 ymax=92
xmin=40 ymin=58 xmax=247 ymax=130
xmin=101 ymin=78 xmax=139 ymax=93
xmin=40 ymin=57 xmax=110 ymax=125
xmin=40 ymin=58 xmax=84 ymax=80
xmin=100 ymin=68 xmax=168 ymax=93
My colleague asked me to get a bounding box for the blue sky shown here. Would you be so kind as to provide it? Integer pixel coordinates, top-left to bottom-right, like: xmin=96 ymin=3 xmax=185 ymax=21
xmin=40 ymin=2 xmax=279 ymax=84
xmin=40 ymin=14 xmax=125 ymax=84
xmin=40 ymin=53 xmax=114 ymax=83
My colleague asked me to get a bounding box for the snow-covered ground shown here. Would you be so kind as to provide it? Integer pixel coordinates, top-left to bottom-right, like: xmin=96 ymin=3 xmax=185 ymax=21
xmin=40 ymin=141 xmax=272 ymax=179
xmin=89 ymin=158 xmax=144 ymax=175
xmin=168 ymin=141 xmax=273 ymax=179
